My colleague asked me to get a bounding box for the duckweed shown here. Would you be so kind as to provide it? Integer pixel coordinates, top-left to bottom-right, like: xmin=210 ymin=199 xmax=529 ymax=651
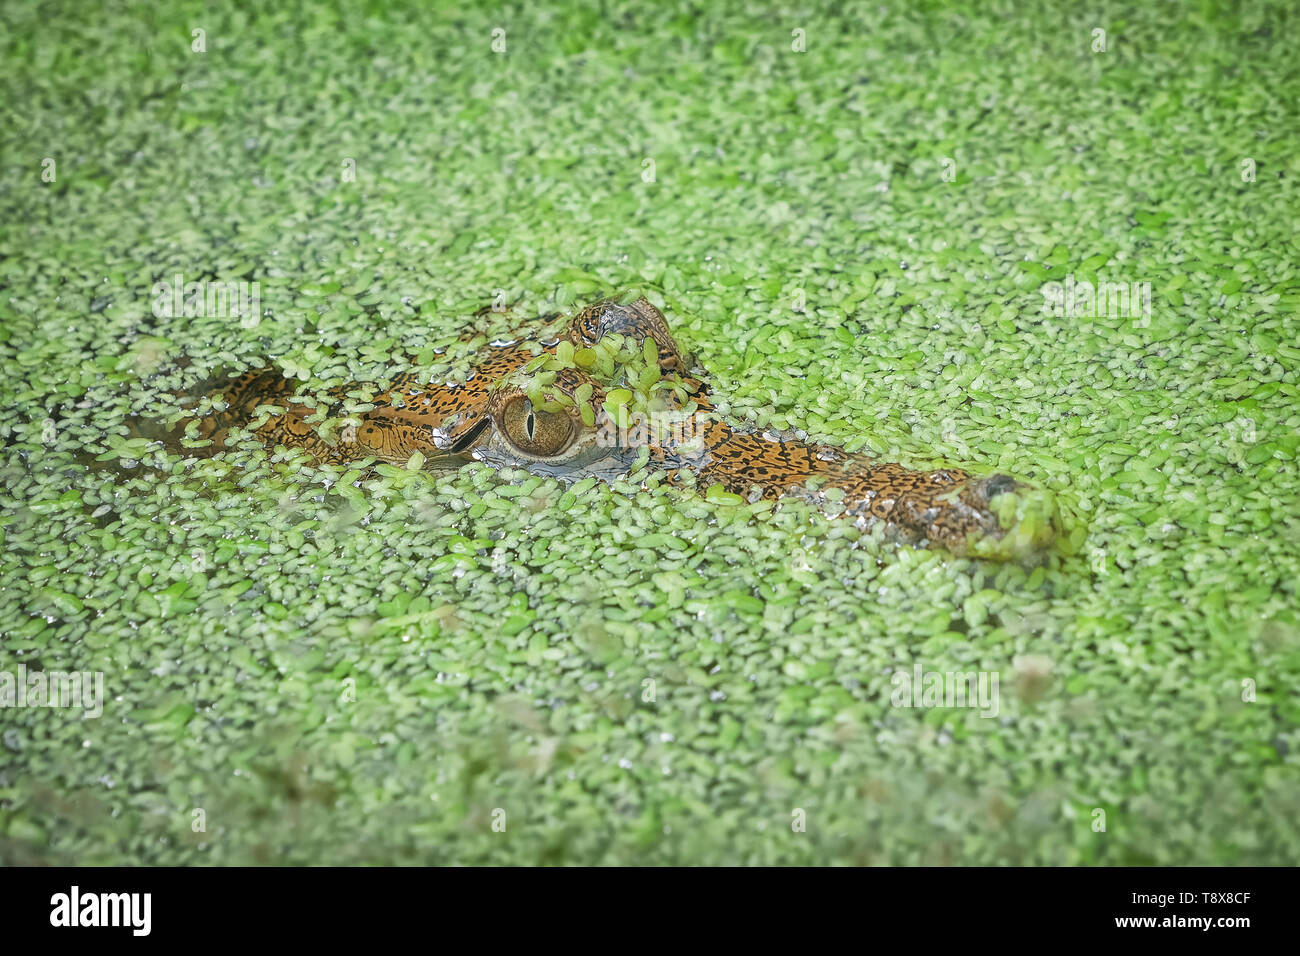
xmin=1 ymin=0 xmax=1298 ymax=866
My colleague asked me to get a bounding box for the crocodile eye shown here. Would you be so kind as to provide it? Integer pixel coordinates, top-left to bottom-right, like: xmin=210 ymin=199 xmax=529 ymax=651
xmin=501 ymin=397 xmax=573 ymax=457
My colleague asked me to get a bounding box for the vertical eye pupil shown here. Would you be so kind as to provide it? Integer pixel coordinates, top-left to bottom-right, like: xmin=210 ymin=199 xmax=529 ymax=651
xmin=502 ymin=398 xmax=573 ymax=456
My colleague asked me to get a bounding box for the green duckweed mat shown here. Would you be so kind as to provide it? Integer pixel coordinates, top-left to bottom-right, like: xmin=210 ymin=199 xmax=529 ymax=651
xmin=1 ymin=0 xmax=1297 ymax=865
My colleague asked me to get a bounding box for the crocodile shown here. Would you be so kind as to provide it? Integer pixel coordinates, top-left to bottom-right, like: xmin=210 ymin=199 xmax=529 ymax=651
xmin=145 ymin=296 xmax=1058 ymax=558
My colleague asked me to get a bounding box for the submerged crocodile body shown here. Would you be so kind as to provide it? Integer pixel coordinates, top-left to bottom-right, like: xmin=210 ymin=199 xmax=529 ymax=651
xmin=151 ymin=297 xmax=1057 ymax=558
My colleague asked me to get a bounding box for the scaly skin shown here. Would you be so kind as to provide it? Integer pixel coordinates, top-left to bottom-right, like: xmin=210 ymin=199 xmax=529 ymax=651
xmin=151 ymin=297 xmax=1057 ymax=558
